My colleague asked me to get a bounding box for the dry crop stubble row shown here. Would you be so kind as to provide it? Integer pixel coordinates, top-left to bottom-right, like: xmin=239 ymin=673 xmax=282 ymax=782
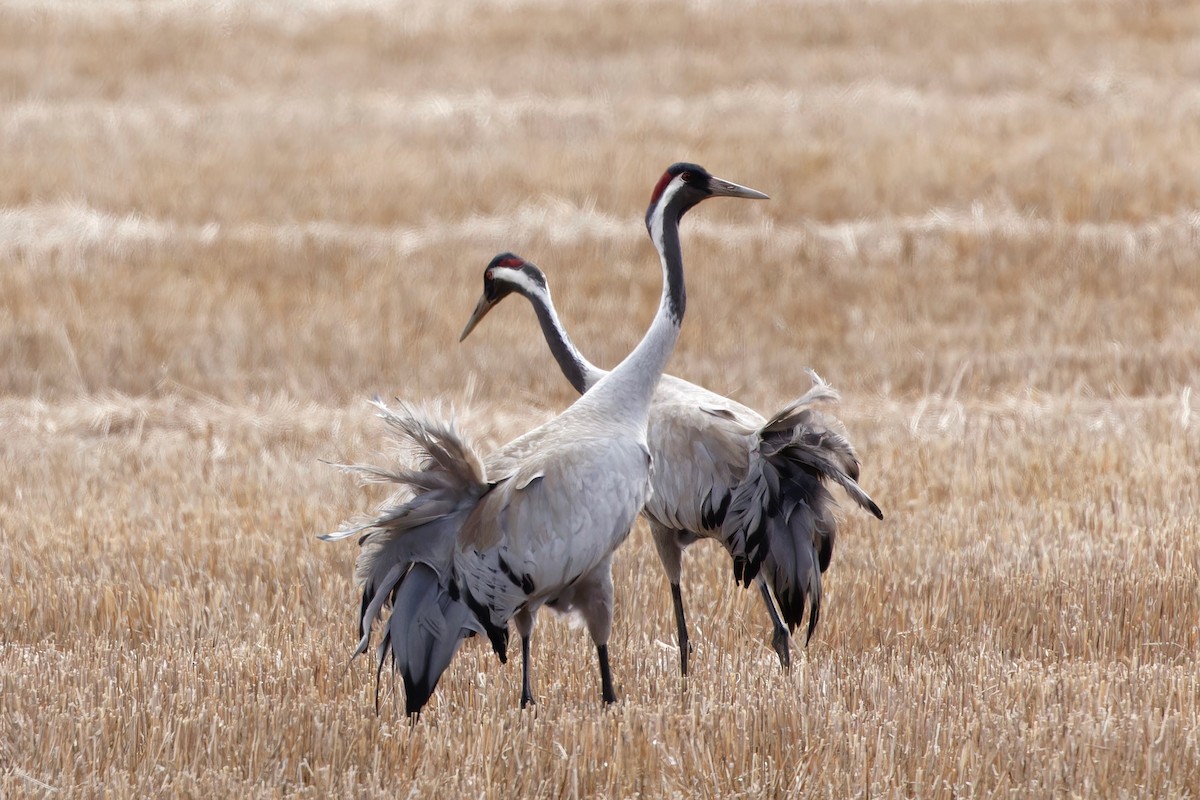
xmin=6 ymin=3 xmax=1200 ymax=225
xmin=2 ymin=396 xmax=1197 ymax=797
xmin=4 ymin=212 xmax=1199 ymax=401
xmin=3 ymin=0 xmax=1200 ymax=796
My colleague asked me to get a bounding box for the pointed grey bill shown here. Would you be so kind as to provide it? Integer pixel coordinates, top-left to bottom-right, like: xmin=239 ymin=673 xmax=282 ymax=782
xmin=460 ymin=294 xmax=498 ymax=341
xmin=708 ymin=176 xmax=769 ymax=200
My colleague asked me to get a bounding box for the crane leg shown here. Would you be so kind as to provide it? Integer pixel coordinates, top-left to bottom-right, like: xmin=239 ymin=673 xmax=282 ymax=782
xmin=759 ymin=580 xmax=791 ymax=670
xmin=596 ymin=644 xmax=618 ymax=704
xmin=651 ymin=523 xmax=691 ymax=677
xmin=670 ymin=582 xmax=691 ymax=677
xmin=520 ymin=633 xmax=536 ymax=708
xmin=573 ymin=558 xmax=618 ymax=705
xmin=514 ymin=607 xmax=536 ymax=708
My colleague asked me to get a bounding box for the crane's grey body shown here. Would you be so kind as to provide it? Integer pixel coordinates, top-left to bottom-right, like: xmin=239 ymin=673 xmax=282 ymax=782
xmin=642 ymin=374 xmax=756 ymax=535
xmin=460 ymin=252 xmax=883 ymax=678
xmin=457 ymin=416 xmax=652 ymax=633
xmin=324 ymin=163 xmax=768 ymax=713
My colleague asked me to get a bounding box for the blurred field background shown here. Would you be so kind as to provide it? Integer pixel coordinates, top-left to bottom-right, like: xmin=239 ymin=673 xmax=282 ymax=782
xmin=2 ymin=0 xmax=1199 ymax=796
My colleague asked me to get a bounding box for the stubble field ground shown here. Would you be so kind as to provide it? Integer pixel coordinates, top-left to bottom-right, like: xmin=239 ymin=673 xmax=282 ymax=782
xmin=1 ymin=0 xmax=1199 ymax=797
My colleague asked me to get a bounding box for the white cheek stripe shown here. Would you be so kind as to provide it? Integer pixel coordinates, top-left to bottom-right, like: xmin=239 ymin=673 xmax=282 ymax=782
xmin=499 ymin=268 xmax=544 ymax=297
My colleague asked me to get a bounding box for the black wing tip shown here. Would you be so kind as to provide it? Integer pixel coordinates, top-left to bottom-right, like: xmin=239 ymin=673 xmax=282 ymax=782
xmin=701 ymin=491 xmax=732 ymax=531
xmin=775 ymin=585 xmax=808 ymax=634
xmin=457 ymin=582 xmax=510 ymax=660
xmin=731 ymin=556 xmax=761 ymax=588
xmin=357 ymin=589 xmax=373 ymax=645
xmin=868 ymin=499 xmax=884 ymax=520
xmin=489 ymin=625 xmax=510 ymax=661
xmin=804 ymin=598 xmax=821 ymax=645
xmin=484 ymin=621 xmax=510 ymax=662
xmin=403 ymin=675 xmax=436 ymax=717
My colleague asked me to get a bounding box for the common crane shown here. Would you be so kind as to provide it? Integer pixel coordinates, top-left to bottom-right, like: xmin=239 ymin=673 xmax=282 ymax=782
xmin=323 ymin=163 xmax=768 ymax=713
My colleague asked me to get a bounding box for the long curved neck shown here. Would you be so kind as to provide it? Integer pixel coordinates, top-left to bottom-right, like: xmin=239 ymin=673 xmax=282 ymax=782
xmin=524 ymin=286 xmax=606 ymax=394
xmin=580 ymin=188 xmax=686 ymax=426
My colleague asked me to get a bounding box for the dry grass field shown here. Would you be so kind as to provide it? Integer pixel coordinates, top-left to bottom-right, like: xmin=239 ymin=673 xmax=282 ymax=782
xmin=2 ymin=0 xmax=1199 ymax=796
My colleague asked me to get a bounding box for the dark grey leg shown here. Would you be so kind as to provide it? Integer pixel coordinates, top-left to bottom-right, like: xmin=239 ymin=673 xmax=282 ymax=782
xmin=670 ymin=582 xmax=691 ymax=676
xmin=596 ymin=644 xmax=618 ymax=704
xmin=520 ymin=633 xmax=536 ymax=708
xmin=759 ymin=581 xmax=791 ymax=670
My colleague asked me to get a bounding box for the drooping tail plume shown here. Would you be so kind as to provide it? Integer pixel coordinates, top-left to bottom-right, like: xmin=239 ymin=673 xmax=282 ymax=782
xmin=722 ymin=371 xmax=883 ymax=642
xmin=319 ymin=399 xmax=490 ymax=715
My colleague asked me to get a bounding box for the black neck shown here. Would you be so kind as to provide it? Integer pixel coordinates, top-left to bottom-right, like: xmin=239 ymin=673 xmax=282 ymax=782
xmin=660 ymin=208 xmax=686 ymax=325
xmin=525 ymin=289 xmax=596 ymax=395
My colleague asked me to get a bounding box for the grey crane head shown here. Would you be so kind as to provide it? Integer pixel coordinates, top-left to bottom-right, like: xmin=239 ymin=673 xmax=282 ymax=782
xmin=459 ymin=253 xmax=547 ymax=341
xmin=644 ymin=162 xmax=768 ymax=233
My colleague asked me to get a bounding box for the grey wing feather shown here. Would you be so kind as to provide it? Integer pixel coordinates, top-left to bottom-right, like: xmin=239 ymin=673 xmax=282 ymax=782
xmin=386 ymin=563 xmax=483 ymax=716
xmin=761 ymin=410 xmax=882 ymax=520
xmin=754 ymin=459 xmax=834 ymax=640
xmin=757 ymin=370 xmax=882 ymax=519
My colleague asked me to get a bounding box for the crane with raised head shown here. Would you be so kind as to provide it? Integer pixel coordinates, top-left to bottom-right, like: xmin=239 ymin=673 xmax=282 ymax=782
xmin=459 ymin=250 xmax=883 ymax=683
xmin=323 ymin=163 xmax=768 ymax=714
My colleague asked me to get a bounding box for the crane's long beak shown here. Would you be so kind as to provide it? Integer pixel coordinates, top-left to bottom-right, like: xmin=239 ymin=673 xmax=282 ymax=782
xmin=709 ymin=176 xmax=769 ymax=200
xmin=459 ymin=294 xmax=497 ymax=342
